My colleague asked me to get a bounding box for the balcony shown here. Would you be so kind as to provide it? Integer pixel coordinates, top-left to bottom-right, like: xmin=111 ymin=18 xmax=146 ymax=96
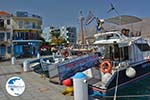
xmin=0 ymin=27 xmax=6 ymax=30
xmin=0 ymin=25 xmax=11 ymax=30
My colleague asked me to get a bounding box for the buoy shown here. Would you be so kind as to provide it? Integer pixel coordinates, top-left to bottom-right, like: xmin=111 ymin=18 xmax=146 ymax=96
xmin=64 ymin=51 xmax=69 ymax=57
xmin=100 ymin=61 xmax=112 ymax=74
xmin=147 ymin=56 xmax=150 ymax=62
xmin=77 ymin=51 xmax=82 ymax=56
xmin=126 ymin=67 xmax=136 ymax=78
xmin=62 ymin=86 xmax=74 ymax=96
xmin=62 ymin=78 xmax=72 ymax=86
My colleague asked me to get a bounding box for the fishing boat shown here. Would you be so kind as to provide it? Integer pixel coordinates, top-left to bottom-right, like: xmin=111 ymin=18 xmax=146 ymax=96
xmin=87 ymin=15 xmax=150 ymax=97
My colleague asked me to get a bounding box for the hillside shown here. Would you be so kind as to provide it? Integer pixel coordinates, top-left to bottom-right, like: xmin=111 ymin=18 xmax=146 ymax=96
xmin=77 ymin=18 xmax=150 ymax=42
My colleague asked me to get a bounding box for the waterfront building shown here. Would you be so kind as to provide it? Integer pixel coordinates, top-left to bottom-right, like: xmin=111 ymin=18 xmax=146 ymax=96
xmin=43 ymin=26 xmax=77 ymax=46
xmin=61 ymin=26 xmax=77 ymax=45
xmin=0 ymin=11 xmax=42 ymax=60
xmin=42 ymin=26 xmax=77 ymax=45
xmin=42 ymin=27 xmax=51 ymax=42
xmin=0 ymin=11 xmax=13 ymax=59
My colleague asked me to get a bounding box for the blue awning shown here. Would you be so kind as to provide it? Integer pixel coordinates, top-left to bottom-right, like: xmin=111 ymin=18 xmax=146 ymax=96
xmin=12 ymin=40 xmax=42 ymax=43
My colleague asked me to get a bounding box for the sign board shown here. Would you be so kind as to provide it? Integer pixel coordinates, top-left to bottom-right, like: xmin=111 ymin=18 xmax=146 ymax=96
xmin=58 ymin=54 xmax=99 ymax=82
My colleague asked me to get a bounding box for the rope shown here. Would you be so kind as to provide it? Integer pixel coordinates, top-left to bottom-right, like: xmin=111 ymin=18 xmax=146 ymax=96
xmin=113 ymin=69 xmax=119 ymax=100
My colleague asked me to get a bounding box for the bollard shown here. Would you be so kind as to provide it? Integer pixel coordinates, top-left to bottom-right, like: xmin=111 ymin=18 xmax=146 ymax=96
xmin=23 ymin=60 xmax=30 ymax=72
xmin=52 ymin=53 xmax=55 ymax=59
xmin=73 ymin=72 xmax=88 ymax=100
xmin=37 ymin=53 xmax=40 ymax=59
xmin=11 ymin=57 xmax=16 ymax=64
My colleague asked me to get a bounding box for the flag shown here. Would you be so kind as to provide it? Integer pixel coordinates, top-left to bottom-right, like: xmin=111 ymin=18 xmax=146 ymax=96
xmin=85 ymin=11 xmax=95 ymax=25
xmin=107 ymin=3 xmax=115 ymax=13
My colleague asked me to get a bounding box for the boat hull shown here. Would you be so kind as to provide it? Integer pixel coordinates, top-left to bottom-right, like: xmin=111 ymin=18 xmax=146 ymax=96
xmin=90 ymin=60 xmax=150 ymax=97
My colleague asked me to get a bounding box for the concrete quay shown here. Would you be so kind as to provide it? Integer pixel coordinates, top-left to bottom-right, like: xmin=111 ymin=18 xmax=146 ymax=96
xmin=0 ymin=58 xmax=97 ymax=100
xmin=0 ymin=59 xmax=74 ymax=100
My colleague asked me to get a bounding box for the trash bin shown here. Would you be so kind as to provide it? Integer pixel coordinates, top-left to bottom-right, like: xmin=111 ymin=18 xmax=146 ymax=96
xmin=23 ymin=60 xmax=30 ymax=72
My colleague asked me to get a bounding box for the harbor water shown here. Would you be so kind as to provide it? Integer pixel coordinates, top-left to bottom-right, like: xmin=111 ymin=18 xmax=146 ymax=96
xmin=100 ymin=76 xmax=150 ymax=100
xmin=117 ymin=76 xmax=150 ymax=100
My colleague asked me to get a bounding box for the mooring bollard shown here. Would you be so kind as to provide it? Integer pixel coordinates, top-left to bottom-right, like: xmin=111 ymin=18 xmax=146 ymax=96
xmin=73 ymin=72 xmax=88 ymax=100
xmin=23 ymin=60 xmax=30 ymax=72
xmin=37 ymin=53 xmax=40 ymax=59
xmin=11 ymin=56 xmax=16 ymax=64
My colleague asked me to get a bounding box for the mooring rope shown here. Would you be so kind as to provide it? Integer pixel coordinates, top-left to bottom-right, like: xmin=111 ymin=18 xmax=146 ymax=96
xmin=113 ymin=69 xmax=119 ymax=100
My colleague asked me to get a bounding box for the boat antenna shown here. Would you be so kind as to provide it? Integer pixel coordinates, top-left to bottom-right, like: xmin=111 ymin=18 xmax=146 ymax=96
xmin=107 ymin=3 xmax=120 ymax=16
xmin=107 ymin=3 xmax=122 ymax=26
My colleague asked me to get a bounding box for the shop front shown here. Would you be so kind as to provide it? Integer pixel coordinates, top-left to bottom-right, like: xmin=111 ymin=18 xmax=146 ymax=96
xmin=12 ymin=40 xmax=42 ymax=58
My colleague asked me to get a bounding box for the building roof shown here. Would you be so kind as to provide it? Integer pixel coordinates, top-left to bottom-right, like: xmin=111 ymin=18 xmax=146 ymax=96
xmin=0 ymin=11 xmax=11 ymax=16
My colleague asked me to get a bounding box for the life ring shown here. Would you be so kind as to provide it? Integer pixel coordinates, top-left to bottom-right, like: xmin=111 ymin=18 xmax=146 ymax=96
xmin=77 ymin=51 xmax=82 ymax=56
xmin=100 ymin=61 xmax=112 ymax=74
xmin=64 ymin=50 xmax=69 ymax=57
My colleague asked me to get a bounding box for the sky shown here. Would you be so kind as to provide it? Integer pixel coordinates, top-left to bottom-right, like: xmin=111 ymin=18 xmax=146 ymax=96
xmin=0 ymin=0 xmax=150 ymax=29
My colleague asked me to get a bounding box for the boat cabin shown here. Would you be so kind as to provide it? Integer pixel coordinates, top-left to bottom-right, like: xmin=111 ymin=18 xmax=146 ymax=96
xmin=94 ymin=31 xmax=150 ymax=64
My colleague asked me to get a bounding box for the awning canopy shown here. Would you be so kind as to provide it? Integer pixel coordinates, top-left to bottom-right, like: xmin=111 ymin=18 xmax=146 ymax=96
xmin=105 ymin=15 xmax=142 ymax=25
xmin=12 ymin=40 xmax=42 ymax=43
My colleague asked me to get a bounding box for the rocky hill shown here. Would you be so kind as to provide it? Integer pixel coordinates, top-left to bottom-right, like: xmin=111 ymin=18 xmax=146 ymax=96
xmin=77 ymin=18 xmax=150 ymax=42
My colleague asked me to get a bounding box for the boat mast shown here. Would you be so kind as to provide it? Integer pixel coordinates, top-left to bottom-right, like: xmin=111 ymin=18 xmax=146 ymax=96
xmin=79 ymin=11 xmax=85 ymax=48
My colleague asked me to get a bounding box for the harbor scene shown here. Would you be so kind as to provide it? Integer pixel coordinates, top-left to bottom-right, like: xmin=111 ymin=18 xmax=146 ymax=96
xmin=0 ymin=0 xmax=150 ymax=100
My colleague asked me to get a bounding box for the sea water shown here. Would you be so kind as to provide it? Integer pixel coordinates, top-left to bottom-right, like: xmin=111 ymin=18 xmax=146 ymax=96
xmin=103 ymin=76 xmax=150 ymax=100
xmin=117 ymin=76 xmax=150 ymax=100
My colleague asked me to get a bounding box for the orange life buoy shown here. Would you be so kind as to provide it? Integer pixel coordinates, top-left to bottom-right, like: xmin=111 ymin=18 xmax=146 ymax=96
xmin=77 ymin=51 xmax=82 ymax=56
xmin=100 ymin=61 xmax=112 ymax=74
xmin=64 ymin=51 xmax=69 ymax=57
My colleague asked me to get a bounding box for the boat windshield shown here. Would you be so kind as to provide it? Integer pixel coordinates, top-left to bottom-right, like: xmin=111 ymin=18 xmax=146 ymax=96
xmin=100 ymin=44 xmax=129 ymax=62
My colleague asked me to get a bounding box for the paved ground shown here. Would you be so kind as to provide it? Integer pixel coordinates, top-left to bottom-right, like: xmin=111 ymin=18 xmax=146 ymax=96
xmin=0 ymin=59 xmax=74 ymax=100
xmin=0 ymin=58 xmax=96 ymax=100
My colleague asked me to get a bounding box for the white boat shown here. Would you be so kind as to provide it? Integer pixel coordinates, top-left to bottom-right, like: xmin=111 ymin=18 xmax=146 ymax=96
xmin=87 ymin=15 xmax=150 ymax=97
